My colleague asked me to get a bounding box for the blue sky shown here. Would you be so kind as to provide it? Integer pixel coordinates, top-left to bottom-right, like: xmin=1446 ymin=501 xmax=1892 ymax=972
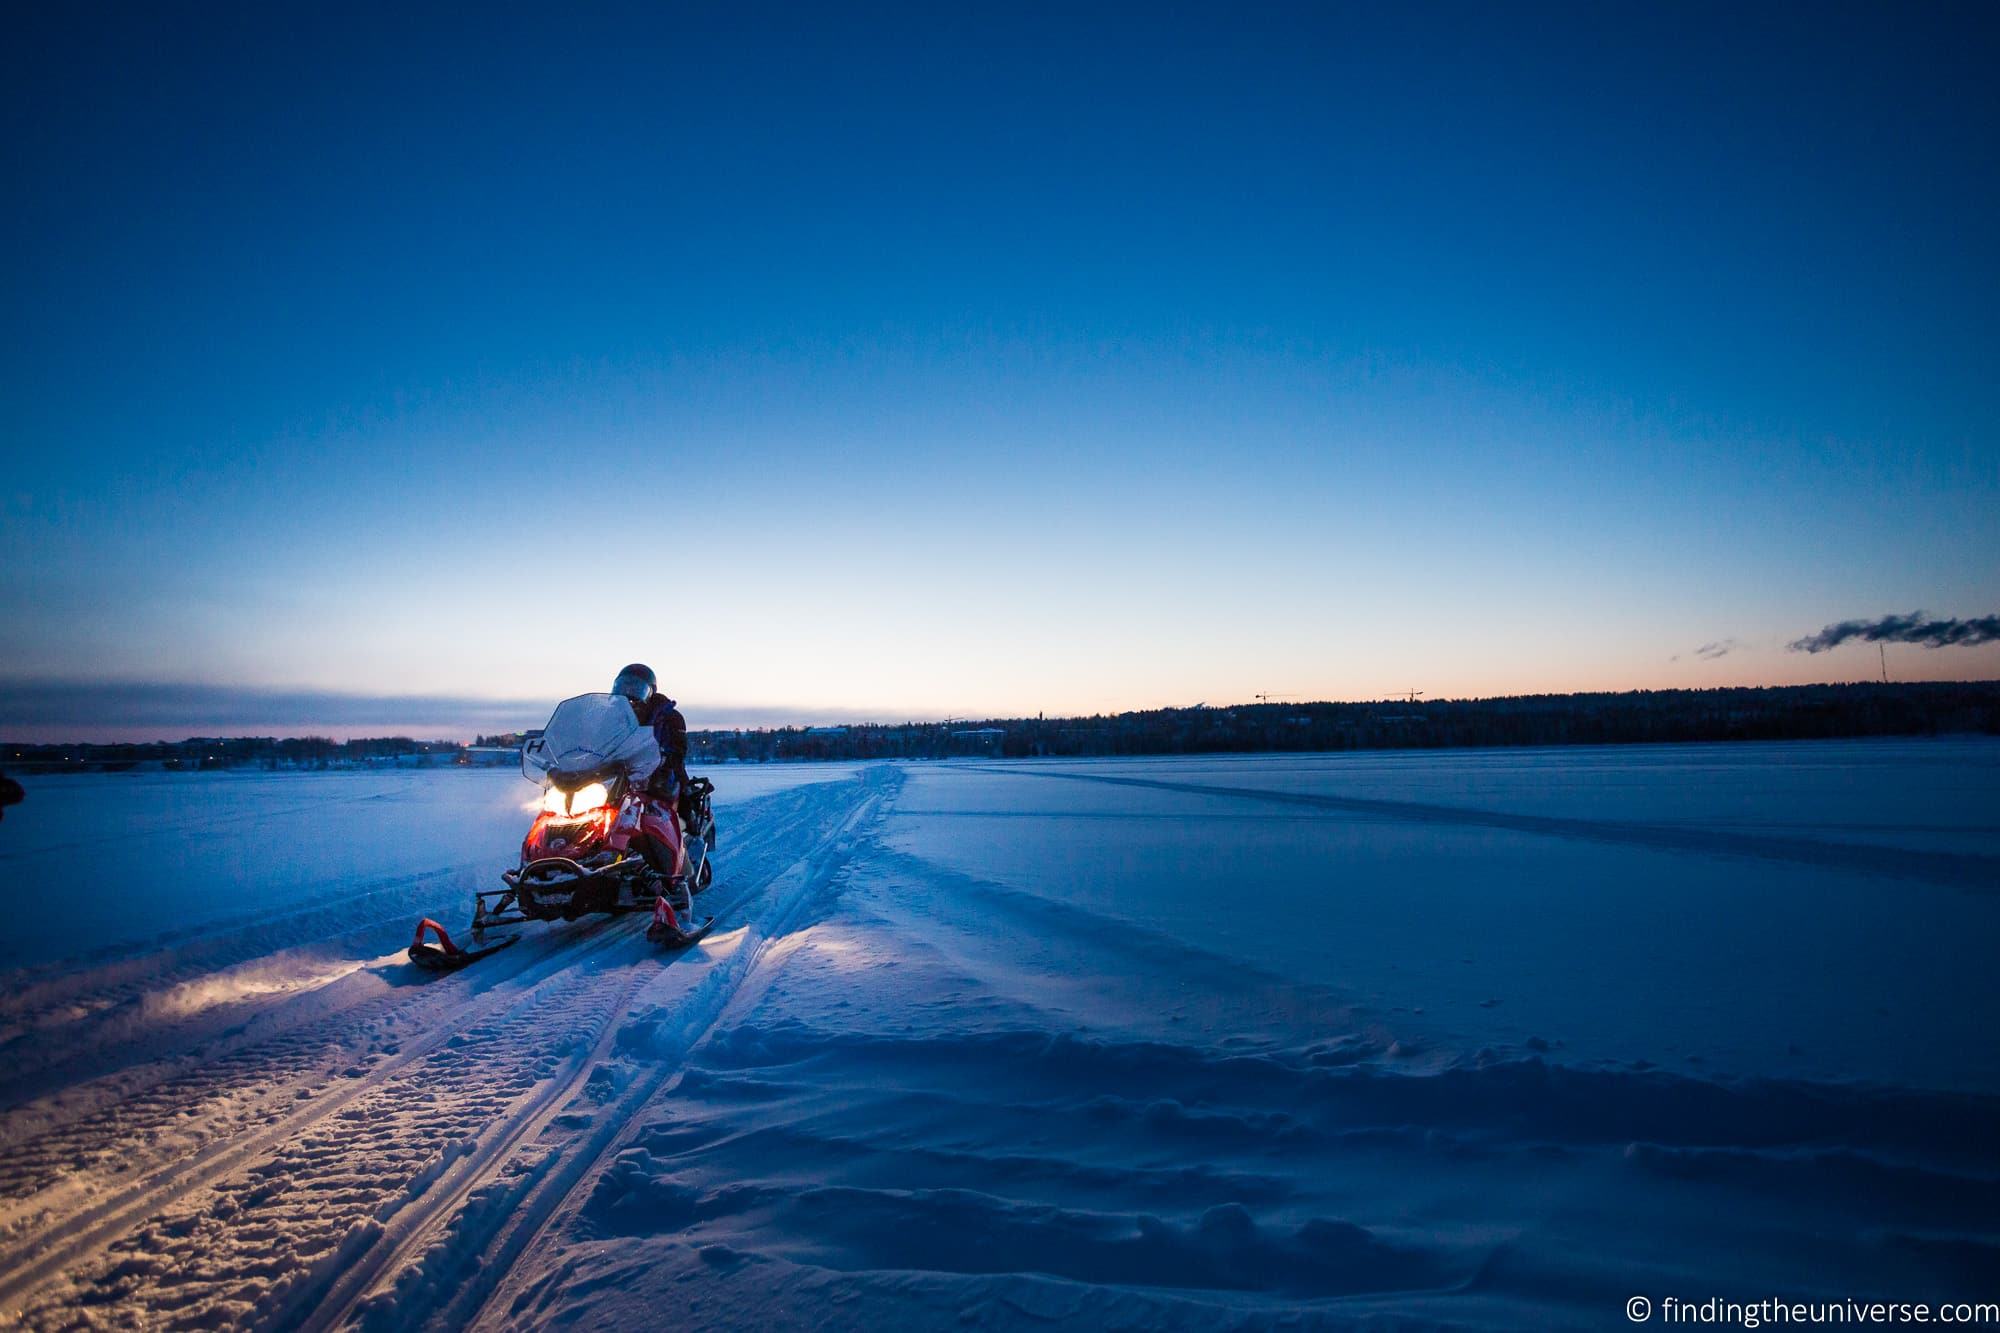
xmin=3 ymin=3 xmax=1996 ymax=740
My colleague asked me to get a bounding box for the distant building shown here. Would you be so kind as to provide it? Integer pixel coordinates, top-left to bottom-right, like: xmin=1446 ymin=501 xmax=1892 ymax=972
xmin=461 ymin=746 xmax=521 ymax=767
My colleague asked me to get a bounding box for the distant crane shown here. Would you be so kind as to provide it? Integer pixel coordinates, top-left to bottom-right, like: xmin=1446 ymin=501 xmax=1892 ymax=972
xmin=1395 ymin=689 xmax=1425 ymax=704
xmin=1253 ymin=692 xmax=1297 ymax=704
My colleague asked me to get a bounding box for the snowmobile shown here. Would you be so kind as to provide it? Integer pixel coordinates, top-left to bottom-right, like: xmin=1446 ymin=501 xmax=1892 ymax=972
xmin=408 ymin=693 xmax=716 ymax=972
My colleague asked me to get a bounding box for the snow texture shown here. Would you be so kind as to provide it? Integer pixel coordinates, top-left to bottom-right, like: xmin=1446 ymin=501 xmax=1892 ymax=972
xmin=0 ymin=740 xmax=1996 ymax=1330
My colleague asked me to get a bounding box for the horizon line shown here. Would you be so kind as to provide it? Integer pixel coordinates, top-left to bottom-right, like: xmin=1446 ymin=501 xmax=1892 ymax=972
xmin=5 ymin=677 xmax=1996 ymax=749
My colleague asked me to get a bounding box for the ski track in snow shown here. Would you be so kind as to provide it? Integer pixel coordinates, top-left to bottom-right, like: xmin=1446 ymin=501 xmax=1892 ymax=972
xmin=3 ymin=744 xmax=1999 ymax=1331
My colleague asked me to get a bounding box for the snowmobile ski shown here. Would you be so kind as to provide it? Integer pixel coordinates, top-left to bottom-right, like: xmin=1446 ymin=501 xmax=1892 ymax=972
xmin=408 ymin=917 xmax=520 ymax=971
xmin=646 ymin=915 xmax=715 ymax=949
xmin=646 ymin=893 xmax=715 ymax=949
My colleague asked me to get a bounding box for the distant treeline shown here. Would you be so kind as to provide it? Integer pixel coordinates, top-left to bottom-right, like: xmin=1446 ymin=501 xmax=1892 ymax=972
xmin=3 ymin=735 xmax=464 ymax=772
xmin=686 ymin=681 xmax=2000 ymax=762
xmin=7 ymin=682 xmax=1998 ymax=772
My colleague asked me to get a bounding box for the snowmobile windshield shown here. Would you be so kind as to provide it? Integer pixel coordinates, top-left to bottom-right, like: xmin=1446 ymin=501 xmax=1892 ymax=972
xmin=523 ymin=693 xmax=658 ymax=786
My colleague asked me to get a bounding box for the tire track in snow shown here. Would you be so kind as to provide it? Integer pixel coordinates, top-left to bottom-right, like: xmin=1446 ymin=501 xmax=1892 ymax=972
xmin=0 ymin=771 xmax=883 ymax=1330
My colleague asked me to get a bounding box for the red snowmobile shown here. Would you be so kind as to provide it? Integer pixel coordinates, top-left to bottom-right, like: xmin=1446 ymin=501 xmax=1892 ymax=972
xmin=409 ymin=693 xmax=716 ymax=971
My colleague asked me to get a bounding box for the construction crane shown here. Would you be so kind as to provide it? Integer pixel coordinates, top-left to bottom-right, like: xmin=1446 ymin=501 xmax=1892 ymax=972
xmin=1253 ymin=692 xmax=1297 ymax=704
xmin=1395 ymin=689 xmax=1425 ymax=704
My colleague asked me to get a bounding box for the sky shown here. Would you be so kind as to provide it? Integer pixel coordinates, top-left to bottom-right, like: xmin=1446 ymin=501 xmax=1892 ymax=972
xmin=3 ymin=3 xmax=1997 ymax=741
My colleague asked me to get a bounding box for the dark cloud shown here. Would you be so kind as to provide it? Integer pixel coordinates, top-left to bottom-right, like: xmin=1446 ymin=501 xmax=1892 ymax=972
xmin=0 ymin=681 xmax=901 ymax=743
xmin=0 ymin=681 xmax=549 ymax=735
xmin=1788 ymin=612 xmax=2000 ymax=654
xmin=1694 ymin=639 xmax=1738 ymax=661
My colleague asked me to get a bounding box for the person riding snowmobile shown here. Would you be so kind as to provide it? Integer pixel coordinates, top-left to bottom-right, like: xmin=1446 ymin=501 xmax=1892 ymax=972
xmin=613 ymin=663 xmax=688 ymax=799
xmin=409 ymin=672 xmax=714 ymax=969
xmin=611 ymin=663 xmax=689 ymax=875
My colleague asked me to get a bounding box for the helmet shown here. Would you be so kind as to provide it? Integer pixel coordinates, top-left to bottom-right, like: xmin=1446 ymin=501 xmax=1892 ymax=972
xmin=611 ymin=663 xmax=657 ymax=703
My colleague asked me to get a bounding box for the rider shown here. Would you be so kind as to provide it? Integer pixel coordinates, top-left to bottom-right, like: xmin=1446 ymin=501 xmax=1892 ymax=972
xmin=611 ymin=663 xmax=687 ymax=800
xmin=610 ymin=663 xmax=689 ymax=872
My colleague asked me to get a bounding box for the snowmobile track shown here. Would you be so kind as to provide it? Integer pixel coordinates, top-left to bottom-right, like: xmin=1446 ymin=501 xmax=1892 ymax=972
xmin=0 ymin=772 xmax=881 ymax=1331
xmin=305 ymin=781 xmax=888 ymax=1333
xmin=0 ymin=918 xmax=644 ymax=1313
xmin=0 ymin=779 xmax=838 ymax=1229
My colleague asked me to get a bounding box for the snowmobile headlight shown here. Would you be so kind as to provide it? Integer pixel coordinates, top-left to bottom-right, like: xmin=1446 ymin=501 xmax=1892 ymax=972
xmin=542 ymin=787 xmax=568 ymax=816
xmin=567 ymin=782 xmax=609 ymax=815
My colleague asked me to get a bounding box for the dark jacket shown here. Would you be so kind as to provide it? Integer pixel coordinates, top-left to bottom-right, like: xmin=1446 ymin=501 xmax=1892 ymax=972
xmin=634 ymin=696 xmax=688 ymax=789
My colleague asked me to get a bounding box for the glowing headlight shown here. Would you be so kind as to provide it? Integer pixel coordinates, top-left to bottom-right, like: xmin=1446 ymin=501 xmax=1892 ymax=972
xmin=542 ymin=787 xmax=567 ymax=816
xmin=568 ymin=782 xmax=609 ymax=814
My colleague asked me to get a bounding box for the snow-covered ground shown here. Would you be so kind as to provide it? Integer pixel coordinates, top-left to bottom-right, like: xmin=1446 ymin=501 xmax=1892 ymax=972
xmin=0 ymin=741 xmax=1995 ymax=1329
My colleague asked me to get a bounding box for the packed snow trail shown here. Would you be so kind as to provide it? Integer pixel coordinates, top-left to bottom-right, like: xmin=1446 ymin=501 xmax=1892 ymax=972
xmin=331 ymin=775 xmax=888 ymax=1333
xmin=0 ymin=768 xmax=886 ymax=1330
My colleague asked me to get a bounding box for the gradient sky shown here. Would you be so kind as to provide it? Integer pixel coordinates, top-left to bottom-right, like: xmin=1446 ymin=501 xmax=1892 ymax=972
xmin=4 ymin=3 xmax=1997 ymax=740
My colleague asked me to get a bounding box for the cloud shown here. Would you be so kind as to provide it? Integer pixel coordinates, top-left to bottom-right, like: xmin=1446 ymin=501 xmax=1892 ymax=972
xmin=1788 ymin=612 xmax=2000 ymax=654
xmin=1693 ymin=639 xmax=1739 ymax=661
xmin=0 ymin=681 xmax=908 ymax=743
xmin=0 ymin=680 xmax=549 ymax=736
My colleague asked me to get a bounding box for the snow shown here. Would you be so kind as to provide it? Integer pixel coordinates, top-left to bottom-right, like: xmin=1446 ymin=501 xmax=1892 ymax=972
xmin=0 ymin=741 xmax=1996 ymax=1329
xmin=889 ymin=741 xmax=2000 ymax=1093
xmin=0 ymin=762 xmax=864 ymax=972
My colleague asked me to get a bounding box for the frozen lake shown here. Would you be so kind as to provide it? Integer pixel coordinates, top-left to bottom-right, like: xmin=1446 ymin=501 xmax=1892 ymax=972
xmin=1 ymin=739 xmax=1996 ymax=1329
xmin=0 ymin=760 xmax=865 ymax=973
xmin=890 ymin=740 xmax=2000 ymax=1093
